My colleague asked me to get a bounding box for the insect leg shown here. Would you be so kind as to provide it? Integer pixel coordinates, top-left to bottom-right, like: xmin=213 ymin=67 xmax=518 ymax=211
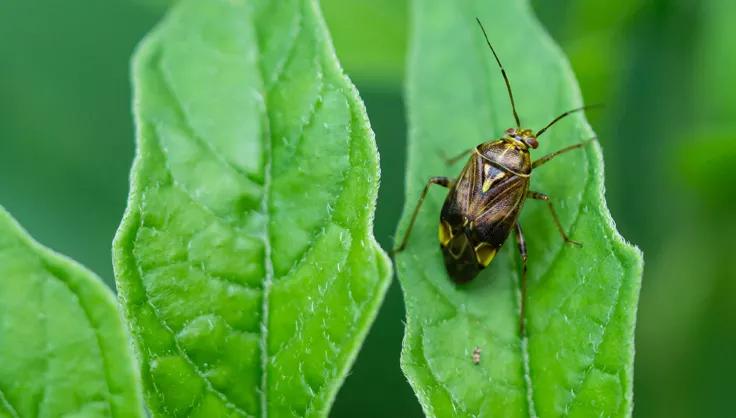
xmin=440 ymin=148 xmax=473 ymax=166
xmin=527 ymin=191 xmax=582 ymax=246
xmin=393 ymin=177 xmax=453 ymax=253
xmin=532 ymin=137 xmax=596 ymax=169
xmin=514 ymin=222 xmax=529 ymax=335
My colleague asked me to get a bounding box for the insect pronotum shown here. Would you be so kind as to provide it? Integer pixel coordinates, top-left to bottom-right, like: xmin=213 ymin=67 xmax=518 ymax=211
xmin=394 ymin=18 xmax=599 ymax=335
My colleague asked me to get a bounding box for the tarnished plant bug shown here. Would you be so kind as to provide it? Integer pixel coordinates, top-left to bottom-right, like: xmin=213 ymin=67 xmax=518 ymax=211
xmin=394 ymin=18 xmax=599 ymax=334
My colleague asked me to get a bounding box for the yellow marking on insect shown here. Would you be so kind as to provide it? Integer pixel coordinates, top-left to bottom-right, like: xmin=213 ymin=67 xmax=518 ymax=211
xmin=438 ymin=220 xmax=453 ymax=246
xmin=483 ymin=163 xmax=492 ymax=176
xmin=474 ymin=242 xmax=497 ymax=267
xmin=481 ymin=172 xmax=506 ymax=193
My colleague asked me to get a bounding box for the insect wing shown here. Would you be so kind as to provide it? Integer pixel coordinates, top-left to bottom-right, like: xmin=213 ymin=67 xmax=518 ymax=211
xmin=471 ymin=168 xmax=528 ymax=247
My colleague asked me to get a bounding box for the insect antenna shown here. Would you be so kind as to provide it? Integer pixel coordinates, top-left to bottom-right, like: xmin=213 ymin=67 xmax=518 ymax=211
xmin=476 ymin=17 xmax=521 ymax=128
xmin=535 ymin=104 xmax=603 ymax=137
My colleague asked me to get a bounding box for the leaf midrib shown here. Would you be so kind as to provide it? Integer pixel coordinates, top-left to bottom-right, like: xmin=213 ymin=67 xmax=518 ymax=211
xmin=464 ymin=3 xmax=595 ymax=415
xmin=253 ymin=3 xmax=307 ymax=416
xmin=158 ymin=5 xmax=311 ymax=415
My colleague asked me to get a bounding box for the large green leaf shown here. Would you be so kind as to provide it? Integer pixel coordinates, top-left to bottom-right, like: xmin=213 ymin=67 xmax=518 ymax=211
xmin=113 ymin=0 xmax=391 ymax=416
xmin=0 ymin=206 xmax=143 ymax=418
xmin=395 ymin=1 xmax=643 ymax=417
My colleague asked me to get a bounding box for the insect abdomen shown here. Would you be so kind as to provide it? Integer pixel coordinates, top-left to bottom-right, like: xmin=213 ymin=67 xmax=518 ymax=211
xmin=438 ymin=147 xmax=529 ymax=283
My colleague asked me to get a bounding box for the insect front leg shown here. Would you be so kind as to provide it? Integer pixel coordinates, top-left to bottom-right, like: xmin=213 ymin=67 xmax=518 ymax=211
xmin=531 ymin=137 xmax=596 ymax=169
xmin=393 ymin=176 xmax=453 ymax=253
xmin=514 ymin=223 xmax=529 ymax=335
xmin=527 ymin=191 xmax=582 ymax=247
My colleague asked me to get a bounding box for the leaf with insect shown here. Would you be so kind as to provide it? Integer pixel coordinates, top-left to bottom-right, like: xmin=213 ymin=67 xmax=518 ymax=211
xmin=395 ymin=1 xmax=643 ymax=417
xmin=113 ymin=0 xmax=391 ymax=416
xmin=0 ymin=206 xmax=143 ymax=418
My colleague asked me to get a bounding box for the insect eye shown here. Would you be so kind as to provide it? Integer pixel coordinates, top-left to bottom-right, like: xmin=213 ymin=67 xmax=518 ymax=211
xmin=505 ymin=128 xmax=515 ymax=135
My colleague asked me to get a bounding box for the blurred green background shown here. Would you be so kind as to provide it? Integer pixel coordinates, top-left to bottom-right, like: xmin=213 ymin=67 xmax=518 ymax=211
xmin=1 ymin=0 xmax=734 ymax=417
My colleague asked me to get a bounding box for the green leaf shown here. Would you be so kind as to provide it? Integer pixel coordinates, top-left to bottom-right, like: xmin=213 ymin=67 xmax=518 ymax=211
xmin=0 ymin=206 xmax=143 ymax=418
xmin=395 ymin=1 xmax=643 ymax=417
xmin=113 ymin=0 xmax=391 ymax=416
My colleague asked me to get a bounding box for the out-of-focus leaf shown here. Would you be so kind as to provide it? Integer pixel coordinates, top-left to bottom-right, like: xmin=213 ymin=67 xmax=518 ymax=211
xmin=321 ymin=0 xmax=407 ymax=85
xmin=674 ymin=133 xmax=736 ymax=210
xmin=113 ymin=0 xmax=391 ymax=416
xmin=0 ymin=206 xmax=143 ymax=418
xmin=395 ymin=0 xmax=643 ymax=416
xmin=672 ymin=0 xmax=736 ymax=210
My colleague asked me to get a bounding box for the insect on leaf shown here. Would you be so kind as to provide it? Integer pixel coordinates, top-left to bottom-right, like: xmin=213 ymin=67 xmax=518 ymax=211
xmin=0 ymin=206 xmax=144 ymax=418
xmin=395 ymin=1 xmax=643 ymax=417
xmin=113 ymin=0 xmax=391 ymax=416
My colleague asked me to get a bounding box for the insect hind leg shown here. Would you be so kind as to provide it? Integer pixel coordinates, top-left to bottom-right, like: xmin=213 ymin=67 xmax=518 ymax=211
xmin=393 ymin=176 xmax=453 ymax=254
xmin=514 ymin=223 xmax=529 ymax=335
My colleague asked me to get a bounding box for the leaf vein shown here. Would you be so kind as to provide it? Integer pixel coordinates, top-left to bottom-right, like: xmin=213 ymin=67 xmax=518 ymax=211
xmin=132 ymin=219 xmax=251 ymax=416
xmin=264 ymin=6 xmax=305 ymax=90
xmin=561 ymin=257 xmax=625 ymax=415
xmin=38 ymin=260 xmax=118 ymax=417
xmin=0 ymin=386 xmax=20 ymax=418
xmin=156 ymin=54 xmax=264 ymax=186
